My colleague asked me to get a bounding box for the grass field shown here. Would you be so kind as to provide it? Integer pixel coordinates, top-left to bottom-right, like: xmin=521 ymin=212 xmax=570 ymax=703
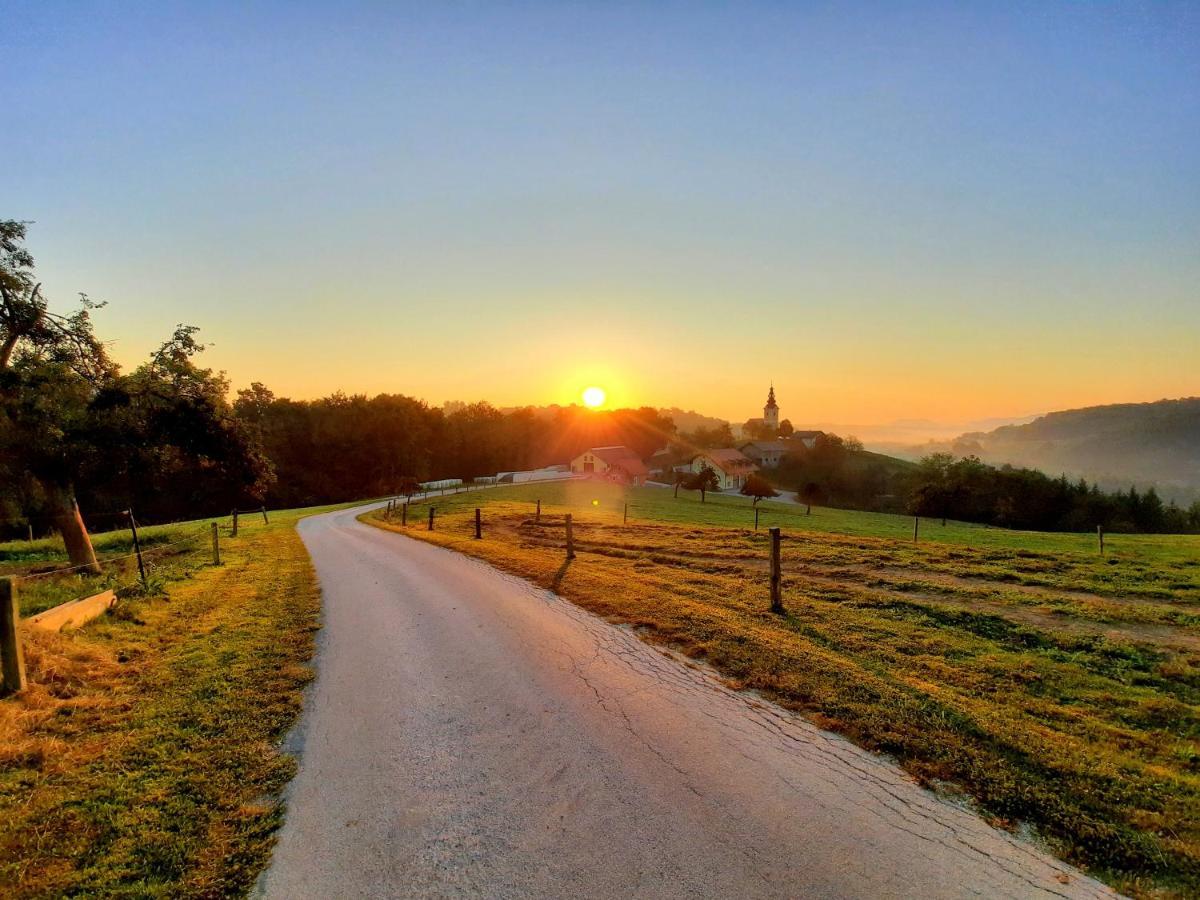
xmin=0 ymin=504 xmax=349 ymax=898
xmin=0 ymin=519 xmax=229 ymax=618
xmin=366 ymin=480 xmax=1200 ymax=897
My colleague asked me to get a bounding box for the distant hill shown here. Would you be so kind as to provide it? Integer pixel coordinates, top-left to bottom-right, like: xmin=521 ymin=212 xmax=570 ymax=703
xmin=902 ymin=398 xmax=1200 ymax=504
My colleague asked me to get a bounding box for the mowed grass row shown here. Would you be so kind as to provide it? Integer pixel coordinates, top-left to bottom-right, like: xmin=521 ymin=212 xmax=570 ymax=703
xmin=366 ymin=481 xmax=1200 ymax=897
xmin=0 ymin=504 xmax=345 ymax=898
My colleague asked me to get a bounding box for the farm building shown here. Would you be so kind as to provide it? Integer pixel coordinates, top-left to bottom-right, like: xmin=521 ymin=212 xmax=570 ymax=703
xmin=690 ymin=449 xmax=758 ymax=491
xmin=569 ymin=446 xmax=650 ymax=486
xmin=739 ymin=440 xmax=788 ymax=469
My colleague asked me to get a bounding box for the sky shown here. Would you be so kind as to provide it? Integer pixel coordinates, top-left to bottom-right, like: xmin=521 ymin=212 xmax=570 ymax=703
xmin=4 ymin=1 xmax=1198 ymax=429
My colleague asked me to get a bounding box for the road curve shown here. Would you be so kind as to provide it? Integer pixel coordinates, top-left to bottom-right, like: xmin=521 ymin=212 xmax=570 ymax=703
xmin=259 ymin=503 xmax=1114 ymax=899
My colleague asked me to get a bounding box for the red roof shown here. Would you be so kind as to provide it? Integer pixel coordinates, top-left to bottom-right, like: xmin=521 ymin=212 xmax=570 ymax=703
xmin=696 ymin=448 xmax=756 ymax=474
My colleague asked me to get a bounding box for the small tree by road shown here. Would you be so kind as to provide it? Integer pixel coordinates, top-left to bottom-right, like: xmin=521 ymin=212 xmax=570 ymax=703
xmin=740 ymin=473 xmax=778 ymax=505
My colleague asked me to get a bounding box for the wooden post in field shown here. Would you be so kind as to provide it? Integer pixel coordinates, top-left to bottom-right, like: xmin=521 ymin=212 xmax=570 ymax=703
xmin=913 ymin=516 xmax=920 ymax=543
xmin=261 ymin=506 xmax=269 ymax=524
xmin=231 ymin=508 xmax=239 ymax=537
xmin=1098 ymin=525 xmax=1105 ymax=555
xmin=475 ymin=508 xmax=482 ymax=539
xmin=402 ymin=503 xmax=408 ymax=527
xmin=385 ymin=499 xmax=392 ymax=521
xmin=769 ymin=528 xmax=783 ymax=614
xmin=211 ymin=522 xmax=221 ymax=565
xmin=806 ymin=503 xmax=811 ymax=516
xmin=536 ymin=499 xmax=541 ymax=523
xmin=126 ymin=510 xmax=147 ymax=588
xmin=428 ymin=507 xmax=435 ymax=531
xmin=1 ymin=577 xmax=27 ymax=694
xmin=27 ymin=524 xmax=33 ymax=543
xmin=755 ymin=506 xmax=760 ymax=531
xmin=565 ymin=513 xmax=576 ymax=560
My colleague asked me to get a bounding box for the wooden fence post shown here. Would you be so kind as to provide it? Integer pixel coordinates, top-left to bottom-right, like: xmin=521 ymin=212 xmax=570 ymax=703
xmin=127 ymin=510 xmax=147 ymax=587
xmin=475 ymin=508 xmax=482 ymax=539
xmin=1 ymin=577 xmax=27 ymax=694
xmin=428 ymin=507 xmax=435 ymax=531
xmin=1098 ymin=525 xmax=1105 ymax=555
xmin=385 ymin=499 xmax=392 ymax=521
xmin=211 ymin=522 xmax=221 ymax=565
xmin=769 ymin=528 xmax=783 ymax=614
xmin=755 ymin=506 xmax=760 ymax=531
xmin=565 ymin=513 xmax=576 ymax=559
xmin=913 ymin=516 xmax=920 ymax=543
xmin=261 ymin=506 xmax=269 ymax=525
xmin=231 ymin=508 xmax=239 ymax=537
xmin=27 ymin=524 xmax=33 ymax=543
xmin=536 ymin=499 xmax=541 ymax=523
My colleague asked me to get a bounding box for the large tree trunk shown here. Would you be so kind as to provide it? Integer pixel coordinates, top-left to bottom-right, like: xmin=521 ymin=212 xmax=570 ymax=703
xmin=48 ymin=487 xmax=101 ymax=574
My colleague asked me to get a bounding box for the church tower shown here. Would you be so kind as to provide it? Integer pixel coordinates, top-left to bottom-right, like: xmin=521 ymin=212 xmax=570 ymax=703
xmin=763 ymin=384 xmax=779 ymax=432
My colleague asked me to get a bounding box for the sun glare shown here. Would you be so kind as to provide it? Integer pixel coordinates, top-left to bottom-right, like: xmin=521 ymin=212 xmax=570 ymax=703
xmin=582 ymin=386 xmax=606 ymax=409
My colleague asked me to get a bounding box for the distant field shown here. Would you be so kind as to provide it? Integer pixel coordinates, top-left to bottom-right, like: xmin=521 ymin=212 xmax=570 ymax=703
xmin=367 ymin=480 xmax=1200 ymax=896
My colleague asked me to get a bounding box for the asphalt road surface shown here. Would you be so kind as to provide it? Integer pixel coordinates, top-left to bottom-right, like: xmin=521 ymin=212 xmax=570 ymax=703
xmin=259 ymin=503 xmax=1114 ymax=899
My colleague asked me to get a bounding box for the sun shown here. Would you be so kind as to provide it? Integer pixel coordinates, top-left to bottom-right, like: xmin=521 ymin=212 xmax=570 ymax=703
xmin=581 ymin=386 xmax=606 ymax=409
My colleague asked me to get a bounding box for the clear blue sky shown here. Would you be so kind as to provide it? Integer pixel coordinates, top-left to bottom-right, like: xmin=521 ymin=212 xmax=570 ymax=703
xmin=5 ymin=1 xmax=1197 ymax=424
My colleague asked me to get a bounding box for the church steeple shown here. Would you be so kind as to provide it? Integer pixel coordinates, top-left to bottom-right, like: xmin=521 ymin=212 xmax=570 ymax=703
xmin=763 ymin=383 xmax=779 ymax=431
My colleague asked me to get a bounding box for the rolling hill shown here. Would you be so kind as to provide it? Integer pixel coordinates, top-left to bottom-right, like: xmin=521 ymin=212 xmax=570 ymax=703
xmin=901 ymin=398 xmax=1200 ymax=504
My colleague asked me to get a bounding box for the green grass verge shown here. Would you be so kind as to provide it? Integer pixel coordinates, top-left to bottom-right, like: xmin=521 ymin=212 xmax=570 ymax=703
xmin=0 ymin=503 xmax=353 ymax=898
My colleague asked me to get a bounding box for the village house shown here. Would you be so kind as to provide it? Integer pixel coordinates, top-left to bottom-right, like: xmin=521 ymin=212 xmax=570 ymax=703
xmin=569 ymin=446 xmax=650 ymax=486
xmin=690 ymin=448 xmax=758 ymax=491
xmin=785 ymin=430 xmax=825 ymax=450
xmin=738 ymin=440 xmax=788 ymax=469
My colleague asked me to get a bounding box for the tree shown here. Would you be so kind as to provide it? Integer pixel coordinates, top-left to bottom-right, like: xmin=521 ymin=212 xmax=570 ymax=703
xmin=740 ymin=473 xmax=778 ymax=505
xmin=797 ymin=481 xmax=824 ymax=514
xmin=687 ymin=465 xmax=720 ymax=503
xmin=742 ymin=419 xmax=776 ymax=441
xmin=0 ymin=220 xmax=115 ymax=571
xmin=88 ymin=326 xmax=275 ymax=521
xmin=778 ymin=419 xmax=794 ymax=437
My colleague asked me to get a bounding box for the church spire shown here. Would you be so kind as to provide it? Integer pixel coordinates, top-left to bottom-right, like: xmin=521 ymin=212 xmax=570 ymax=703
xmin=763 ymin=383 xmax=779 ymax=432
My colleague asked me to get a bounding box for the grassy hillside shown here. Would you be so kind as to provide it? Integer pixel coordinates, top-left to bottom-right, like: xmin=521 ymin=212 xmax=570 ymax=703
xmin=917 ymin=397 xmax=1200 ymax=504
xmin=0 ymin=504 xmax=350 ymax=898
xmin=366 ymin=481 xmax=1200 ymax=896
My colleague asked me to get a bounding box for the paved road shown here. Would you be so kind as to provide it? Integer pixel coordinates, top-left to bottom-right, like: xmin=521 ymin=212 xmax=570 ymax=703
xmin=260 ymin=503 xmax=1113 ymax=899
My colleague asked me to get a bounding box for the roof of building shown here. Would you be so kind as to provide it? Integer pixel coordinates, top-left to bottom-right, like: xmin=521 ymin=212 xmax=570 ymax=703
xmin=739 ymin=440 xmax=787 ymax=454
xmin=579 ymin=445 xmax=645 ymax=465
xmin=787 ymin=430 xmax=825 ymax=440
xmin=694 ymin=448 xmax=756 ymax=473
xmin=609 ymin=457 xmax=649 ymax=477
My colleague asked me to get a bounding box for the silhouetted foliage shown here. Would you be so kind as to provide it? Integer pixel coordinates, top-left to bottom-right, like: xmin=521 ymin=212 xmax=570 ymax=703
xmin=740 ymin=473 xmax=778 ymax=504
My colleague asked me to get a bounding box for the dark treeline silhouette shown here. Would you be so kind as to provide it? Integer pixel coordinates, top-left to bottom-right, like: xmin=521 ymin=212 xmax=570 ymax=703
xmin=768 ymin=435 xmax=1200 ymax=533
xmin=233 ymin=383 xmax=677 ymax=509
xmin=907 ymin=452 xmax=1200 ymax=534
